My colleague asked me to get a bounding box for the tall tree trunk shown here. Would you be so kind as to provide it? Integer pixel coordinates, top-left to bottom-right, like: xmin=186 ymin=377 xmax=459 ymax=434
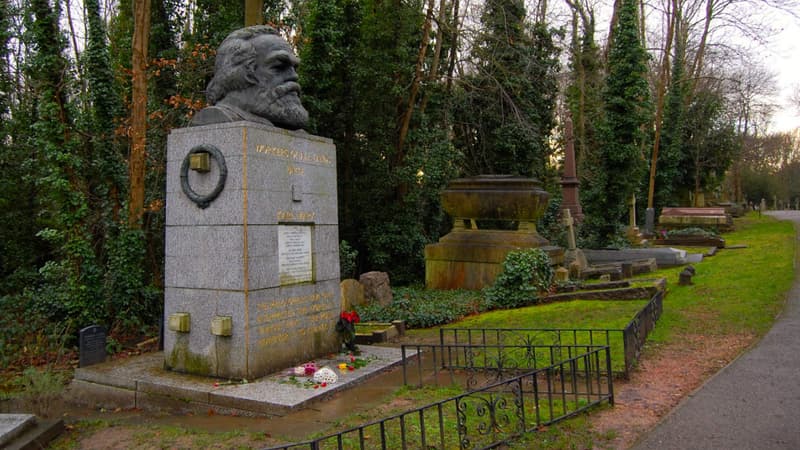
xmin=646 ymin=0 xmax=678 ymax=209
xmin=128 ymin=0 xmax=151 ymax=228
xmin=605 ymin=0 xmax=622 ymax=61
xmin=245 ymin=0 xmax=263 ymax=26
xmin=445 ymin=0 xmax=461 ymax=93
xmin=690 ymin=0 xmax=713 ymax=93
xmin=395 ymin=0 xmax=434 ymax=164
xmin=419 ymin=0 xmax=447 ymax=116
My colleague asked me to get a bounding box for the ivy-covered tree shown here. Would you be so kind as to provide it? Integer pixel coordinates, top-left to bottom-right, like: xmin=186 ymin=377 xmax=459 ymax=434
xmin=653 ymin=18 xmax=687 ymax=210
xmin=682 ymin=86 xmax=740 ymax=203
xmin=22 ymin=0 xmax=104 ymax=325
xmin=454 ymin=0 xmax=560 ymax=179
xmin=0 ymin=1 xmax=43 ymax=294
xmin=582 ymin=0 xmax=652 ymax=246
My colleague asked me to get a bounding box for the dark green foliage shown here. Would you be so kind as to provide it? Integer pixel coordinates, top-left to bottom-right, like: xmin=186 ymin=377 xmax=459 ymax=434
xmin=454 ymin=0 xmax=560 ymax=179
xmin=299 ymin=0 xmax=458 ymax=284
xmin=190 ymin=1 xmax=244 ymax=48
xmin=357 ymin=287 xmax=491 ymax=329
xmin=581 ymin=0 xmax=651 ymax=247
xmin=681 ymin=88 xmax=739 ymax=197
xmin=484 ymin=248 xmax=554 ymax=308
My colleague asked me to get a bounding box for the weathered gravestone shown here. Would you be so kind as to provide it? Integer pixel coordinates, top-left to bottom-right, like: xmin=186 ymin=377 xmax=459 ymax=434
xmin=78 ymin=325 xmax=107 ymax=367
xmin=164 ymin=25 xmax=340 ymax=379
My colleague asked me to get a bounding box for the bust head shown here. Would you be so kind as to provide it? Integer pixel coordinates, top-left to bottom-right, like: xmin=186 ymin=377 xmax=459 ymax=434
xmin=196 ymin=25 xmax=309 ymax=130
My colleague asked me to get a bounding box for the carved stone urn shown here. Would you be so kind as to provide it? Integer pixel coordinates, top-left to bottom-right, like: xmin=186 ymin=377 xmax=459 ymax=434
xmin=425 ymin=175 xmax=562 ymax=290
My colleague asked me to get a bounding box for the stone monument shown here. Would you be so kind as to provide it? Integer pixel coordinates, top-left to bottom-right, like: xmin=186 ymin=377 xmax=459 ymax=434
xmin=164 ymin=25 xmax=340 ymax=379
xmin=559 ymin=116 xmax=583 ymax=223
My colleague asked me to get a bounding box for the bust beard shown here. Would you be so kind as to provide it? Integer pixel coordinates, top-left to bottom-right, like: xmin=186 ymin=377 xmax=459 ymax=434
xmin=249 ymin=81 xmax=309 ymax=130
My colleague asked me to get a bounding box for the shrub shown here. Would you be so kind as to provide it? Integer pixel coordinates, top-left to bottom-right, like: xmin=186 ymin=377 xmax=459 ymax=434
xmin=484 ymin=248 xmax=554 ymax=308
xmin=357 ymin=287 xmax=490 ymax=328
xmin=665 ymin=227 xmax=718 ymax=237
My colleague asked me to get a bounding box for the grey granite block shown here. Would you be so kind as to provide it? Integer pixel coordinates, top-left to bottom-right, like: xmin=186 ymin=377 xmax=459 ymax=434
xmin=0 ymin=414 xmax=36 ymax=448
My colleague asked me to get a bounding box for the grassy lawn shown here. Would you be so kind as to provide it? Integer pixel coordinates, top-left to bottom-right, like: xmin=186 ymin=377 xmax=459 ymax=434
xmin=644 ymin=213 xmax=794 ymax=341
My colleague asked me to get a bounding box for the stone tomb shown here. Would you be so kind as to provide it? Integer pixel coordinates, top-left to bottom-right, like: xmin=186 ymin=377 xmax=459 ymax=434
xmin=164 ymin=122 xmax=340 ymax=379
xmin=658 ymin=207 xmax=733 ymax=231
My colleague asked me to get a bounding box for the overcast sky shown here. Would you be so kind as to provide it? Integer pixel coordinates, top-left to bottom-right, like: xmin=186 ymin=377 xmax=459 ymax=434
xmin=767 ymin=11 xmax=800 ymax=132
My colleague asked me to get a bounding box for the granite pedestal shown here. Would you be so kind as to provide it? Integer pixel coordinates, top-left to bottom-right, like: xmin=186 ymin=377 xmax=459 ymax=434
xmin=165 ymin=122 xmax=340 ymax=379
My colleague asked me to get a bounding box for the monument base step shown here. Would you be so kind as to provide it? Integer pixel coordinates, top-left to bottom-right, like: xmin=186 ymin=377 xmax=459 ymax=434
xmin=69 ymin=346 xmax=414 ymax=417
xmin=0 ymin=415 xmax=63 ymax=450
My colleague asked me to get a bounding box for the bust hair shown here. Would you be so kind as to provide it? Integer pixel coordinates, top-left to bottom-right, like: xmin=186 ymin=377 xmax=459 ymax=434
xmin=205 ymin=25 xmax=280 ymax=105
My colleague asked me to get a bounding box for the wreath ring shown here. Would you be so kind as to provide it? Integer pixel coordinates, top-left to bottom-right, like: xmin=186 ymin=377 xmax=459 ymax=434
xmin=180 ymin=144 xmax=227 ymax=209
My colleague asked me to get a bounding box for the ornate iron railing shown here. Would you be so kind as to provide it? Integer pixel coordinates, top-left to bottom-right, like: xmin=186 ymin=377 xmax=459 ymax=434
xmin=263 ymin=345 xmax=613 ymax=450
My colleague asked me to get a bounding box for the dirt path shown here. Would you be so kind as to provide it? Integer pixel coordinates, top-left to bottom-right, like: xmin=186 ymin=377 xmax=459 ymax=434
xmin=590 ymin=333 xmax=756 ymax=449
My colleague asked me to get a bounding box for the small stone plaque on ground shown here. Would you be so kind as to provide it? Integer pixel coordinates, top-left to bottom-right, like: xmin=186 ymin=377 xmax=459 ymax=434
xmin=79 ymin=325 xmax=107 ymax=367
xmin=278 ymin=225 xmax=313 ymax=285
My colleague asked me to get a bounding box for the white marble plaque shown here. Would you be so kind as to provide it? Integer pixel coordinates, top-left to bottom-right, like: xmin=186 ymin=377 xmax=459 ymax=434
xmin=278 ymin=225 xmax=313 ymax=285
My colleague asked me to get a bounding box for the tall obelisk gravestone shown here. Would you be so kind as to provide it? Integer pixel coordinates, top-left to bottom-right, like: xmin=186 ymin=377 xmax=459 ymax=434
xmin=164 ymin=123 xmax=340 ymax=379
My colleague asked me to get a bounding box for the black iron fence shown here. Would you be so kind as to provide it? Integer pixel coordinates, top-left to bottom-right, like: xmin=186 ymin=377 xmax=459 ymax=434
xmin=622 ymin=289 xmax=664 ymax=373
xmin=436 ymin=288 xmax=664 ymax=378
xmin=263 ymin=287 xmax=662 ymax=449
xmin=264 ymin=345 xmax=613 ymax=450
xmin=400 ymin=343 xmax=611 ymax=391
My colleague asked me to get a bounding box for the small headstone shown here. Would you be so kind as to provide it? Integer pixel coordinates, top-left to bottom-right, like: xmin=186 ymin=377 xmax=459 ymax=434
xmin=645 ymin=207 xmax=655 ymax=235
xmin=340 ymin=278 xmax=366 ymax=311
xmin=679 ymin=268 xmax=694 ymax=286
xmin=621 ymin=262 xmax=633 ymax=279
xmin=568 ymin=260 xmax=582 ymax=279
xmin=79 ymin=325 xmax=107 ymax=368
xmin=555 ymin=267 xmax=569 ymax=282
xmin=359 ymin=271 xmax=393 ymax=306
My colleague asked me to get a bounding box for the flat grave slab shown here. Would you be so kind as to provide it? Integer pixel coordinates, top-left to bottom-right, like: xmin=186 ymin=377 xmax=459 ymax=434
xmin=70 ymin=345 xmax=414 ymax=417
xmin=583 ymin=248 xmax=687 ymax=267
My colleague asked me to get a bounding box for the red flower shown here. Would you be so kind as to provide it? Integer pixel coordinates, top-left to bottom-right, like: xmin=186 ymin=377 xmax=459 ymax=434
xmin=340 ymin=310 xmax=361 ymax=324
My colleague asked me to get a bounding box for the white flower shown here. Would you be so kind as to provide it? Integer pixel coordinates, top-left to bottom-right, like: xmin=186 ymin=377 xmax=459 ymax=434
xmin=313 ymin=367 xmax=338 ymax=384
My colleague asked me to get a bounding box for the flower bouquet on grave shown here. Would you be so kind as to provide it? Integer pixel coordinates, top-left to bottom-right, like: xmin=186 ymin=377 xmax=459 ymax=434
xmin=336 ymin=310 xmax=360 ymax=352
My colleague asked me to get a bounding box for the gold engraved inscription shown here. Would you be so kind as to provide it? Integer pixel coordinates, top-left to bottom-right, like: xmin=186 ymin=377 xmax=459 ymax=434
xmin=277 ymin=210 xmax=315 ymax=222
xmin=255 ymin=144 xmax=332 ymax=166
xmin=255 ymin=291 xmax=335 ymax=347
xmin=287 ymin=165 xmax=304 ymax=175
